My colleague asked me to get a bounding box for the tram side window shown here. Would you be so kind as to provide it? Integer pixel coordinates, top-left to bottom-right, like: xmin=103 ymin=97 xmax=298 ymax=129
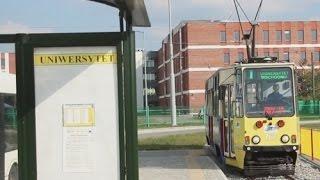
xmin=213 ymin=90 xmax=218 ymax=116
xmin=224 ymin=86 xmax=229 ymax=118
xmin=230 ymin=85 xmax=234 ymax=118
xmin=214 ymin=77 xmax=219 ymax=116
xmin=218 ymin=86 xmax=225 ymax=117
xmin=206 ymin=92 xmax=209 ymax=115
xmin=211 ymin=91 xmax=215 ymax=116
xmin=206 ymin=91 xmax=213 ymax=116
xmin=235 ymin=70 xmax=244 ymax=117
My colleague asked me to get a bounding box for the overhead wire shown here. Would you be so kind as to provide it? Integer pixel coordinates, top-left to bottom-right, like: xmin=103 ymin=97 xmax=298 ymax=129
xmin=220 ymin=0 xmax=235 ymax=22
xmin=226 ymin=11 xmax=235 ymax=22
xmin=235 ymin=0 xmax=252 ymax=24
xmin=254 ymin=0 xmax=264 ymax=21
xmin=233 ymin=0 xmax=245 ymax=36
xmin=249 ymin=0 xmax=264 ymax=40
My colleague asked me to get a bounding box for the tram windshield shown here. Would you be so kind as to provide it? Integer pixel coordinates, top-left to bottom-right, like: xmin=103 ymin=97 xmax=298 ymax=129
xmin=244 ymin=67 xmax=294 ymax=117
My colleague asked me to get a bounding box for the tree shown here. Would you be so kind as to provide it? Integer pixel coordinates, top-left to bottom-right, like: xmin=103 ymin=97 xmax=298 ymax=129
xmin=296 ymin=69 xmax=320 ymax=100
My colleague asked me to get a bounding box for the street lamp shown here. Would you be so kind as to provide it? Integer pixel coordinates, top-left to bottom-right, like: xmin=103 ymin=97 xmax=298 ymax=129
xmin=168 ymin=0 xmax=177 ymax=126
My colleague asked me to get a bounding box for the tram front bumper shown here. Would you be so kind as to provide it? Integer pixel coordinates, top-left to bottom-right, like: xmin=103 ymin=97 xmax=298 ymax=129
xmin=243 ymin=145 xmax=299 ymax=152
xmin=243 ymin=146 xmax=298 ymax=176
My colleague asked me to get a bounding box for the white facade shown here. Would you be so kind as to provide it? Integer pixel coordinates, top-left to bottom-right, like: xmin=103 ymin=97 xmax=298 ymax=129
xmin=0 ymin=52 xmax=16 ymax=94
xmin=136 ymin=50 xmax=144 ymax=108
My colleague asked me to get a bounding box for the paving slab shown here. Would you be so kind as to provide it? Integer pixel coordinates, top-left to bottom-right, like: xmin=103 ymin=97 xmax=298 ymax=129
xmin=139 ymin=149 xmax=227 ymax=180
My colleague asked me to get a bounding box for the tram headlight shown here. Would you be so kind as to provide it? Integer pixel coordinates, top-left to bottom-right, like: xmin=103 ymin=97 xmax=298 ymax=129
xmin=252 ymin=136 xmax=260 ymax=144
xmin=277 ymin=120 xmax=285 ymax=128
xmin=255 ymin=121 xmax=263 ymax=128
xmin=281 ymin=135 xmax=290 ymax=143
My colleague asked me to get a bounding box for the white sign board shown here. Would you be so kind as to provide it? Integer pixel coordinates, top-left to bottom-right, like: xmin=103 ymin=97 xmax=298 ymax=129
xmin=34 ymin=47 xmax=119 ymax=180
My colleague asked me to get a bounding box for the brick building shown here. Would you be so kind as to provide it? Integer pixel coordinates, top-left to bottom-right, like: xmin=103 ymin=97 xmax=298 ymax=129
xmin=155 ymin=20 xmax=320 ymax=111
xmin=0 ymin=52 xmax=15 ymax=74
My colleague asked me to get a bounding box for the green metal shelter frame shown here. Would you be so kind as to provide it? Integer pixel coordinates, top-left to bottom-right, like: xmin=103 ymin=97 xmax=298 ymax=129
xmin=0 ymin=31 xmax=137 ymax=180
xmin=0 ymin=1 xmax=150 ymax=179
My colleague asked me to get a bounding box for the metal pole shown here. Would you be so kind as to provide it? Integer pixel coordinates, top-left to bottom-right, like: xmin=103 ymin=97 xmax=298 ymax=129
xmin=251 ymin=24 xmax=256 ymax=59
xmin=0 ymin=95 xmax=4 ymax=179
xmin=168 ymin=0 xmax=177 ymax=126
xmin=312 ymin=52 xmax=316 ymax=113
xmin=143 ymin=34 xmax=150 ymax=127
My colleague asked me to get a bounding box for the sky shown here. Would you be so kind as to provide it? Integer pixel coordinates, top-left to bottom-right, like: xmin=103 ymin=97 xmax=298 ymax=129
xmin=0 ymin=0 xmax=320 ymax=52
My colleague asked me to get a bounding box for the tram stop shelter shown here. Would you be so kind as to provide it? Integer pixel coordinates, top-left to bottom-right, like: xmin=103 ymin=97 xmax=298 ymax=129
xmin=0 ymin=0 xmax=150 ymax=180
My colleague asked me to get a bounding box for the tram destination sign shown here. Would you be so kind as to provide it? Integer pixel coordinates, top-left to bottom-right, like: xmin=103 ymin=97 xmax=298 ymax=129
xmin=260 ymin=70 xmax=289 ymax=80
xmin=34 ymin=53 xmax=117 ymax=66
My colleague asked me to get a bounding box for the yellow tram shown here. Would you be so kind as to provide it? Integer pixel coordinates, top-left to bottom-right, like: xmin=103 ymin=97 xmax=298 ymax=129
xmin=205 ymin=58 xmax=299 ymax=176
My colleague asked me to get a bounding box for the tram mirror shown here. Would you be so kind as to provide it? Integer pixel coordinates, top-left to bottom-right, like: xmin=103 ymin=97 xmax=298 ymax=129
xmin=219 ymin=86 xmax=226 ymax=100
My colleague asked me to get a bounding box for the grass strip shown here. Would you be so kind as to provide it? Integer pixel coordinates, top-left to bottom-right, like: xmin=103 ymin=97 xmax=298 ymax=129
xmin=138 ymin=132 xmax=205 ymax=150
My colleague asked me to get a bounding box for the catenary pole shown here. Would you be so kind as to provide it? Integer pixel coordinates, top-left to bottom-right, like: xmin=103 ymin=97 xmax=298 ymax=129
xmin=168 ymin=0 xmax=177 ymax=126
xmin=135 ymin=30 xmax=150 ymax=127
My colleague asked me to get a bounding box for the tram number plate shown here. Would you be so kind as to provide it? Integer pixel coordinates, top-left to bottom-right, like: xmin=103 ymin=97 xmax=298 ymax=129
xmin=264 ymin=125 xmax=278 ymax=140
xmin=265 ymin=125 xmax=278 ymax=132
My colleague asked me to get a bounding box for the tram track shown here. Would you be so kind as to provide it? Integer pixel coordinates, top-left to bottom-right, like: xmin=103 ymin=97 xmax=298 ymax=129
xmin=283 ymin=175 xmax=295 ymax=180
xmin=299 ymin=155 xmax=320 ymax=170
xmin=205 ymin=145 xmax=320 ymax=179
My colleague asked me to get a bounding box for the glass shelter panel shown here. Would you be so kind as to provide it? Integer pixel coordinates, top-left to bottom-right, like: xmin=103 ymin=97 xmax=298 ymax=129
xmin=244 ymin=68 xmax=294 ymax=117
xmin=34 ymin=47 xmax=120 ymax=180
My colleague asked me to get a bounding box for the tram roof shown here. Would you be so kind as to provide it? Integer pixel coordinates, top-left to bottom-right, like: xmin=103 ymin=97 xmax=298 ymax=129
xmin=233 ymin=62 xmax=296 ymax=68
xmin=214 ymin=62 xmax=296 ymax=74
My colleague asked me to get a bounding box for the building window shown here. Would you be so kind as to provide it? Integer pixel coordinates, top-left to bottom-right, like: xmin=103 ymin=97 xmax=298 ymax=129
xmin=313 ymin=52 xmax=320 ymax=62
xmin=145 ymin=74 xmax=155 ymax=80
xmin=224 ymin=53 xmax=230 ymax=64
xmin=276 ymin=30 xmax=282 ymax=42
xmin=298 ymin=30 xmax=304 ymax=42
xmin=284 ymin=52 xmax=290 ymax=61
xmin=146 ymin=60 xmax=154 ymax=67
xmin=233 ymin=31 xmax=240 ymax=42
xmin=220 ymin=31 xmax=226 ymax=42
xmin=1 ymin=56 xmax=5 ymax=70
xmin=284 ymin=30 xmax=291 ymax=42
xmin=237 ymin=52 xmax=244 ymax=61
xmin=312 ymin=30 xmax=317 ymax=41
xmin=300 ymin=51 xmax=306 ymax=61
xmin=263 ymin=30 xmax=269 ymax=43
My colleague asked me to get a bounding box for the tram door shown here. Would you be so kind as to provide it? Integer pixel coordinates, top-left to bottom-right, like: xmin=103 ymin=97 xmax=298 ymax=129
xmin=222 ymin=85 xmax=234 ymax=157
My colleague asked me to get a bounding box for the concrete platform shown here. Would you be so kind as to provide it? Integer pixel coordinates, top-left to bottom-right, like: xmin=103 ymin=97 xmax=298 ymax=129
xmin=139 ymin=149 xmax=227 ymax=180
